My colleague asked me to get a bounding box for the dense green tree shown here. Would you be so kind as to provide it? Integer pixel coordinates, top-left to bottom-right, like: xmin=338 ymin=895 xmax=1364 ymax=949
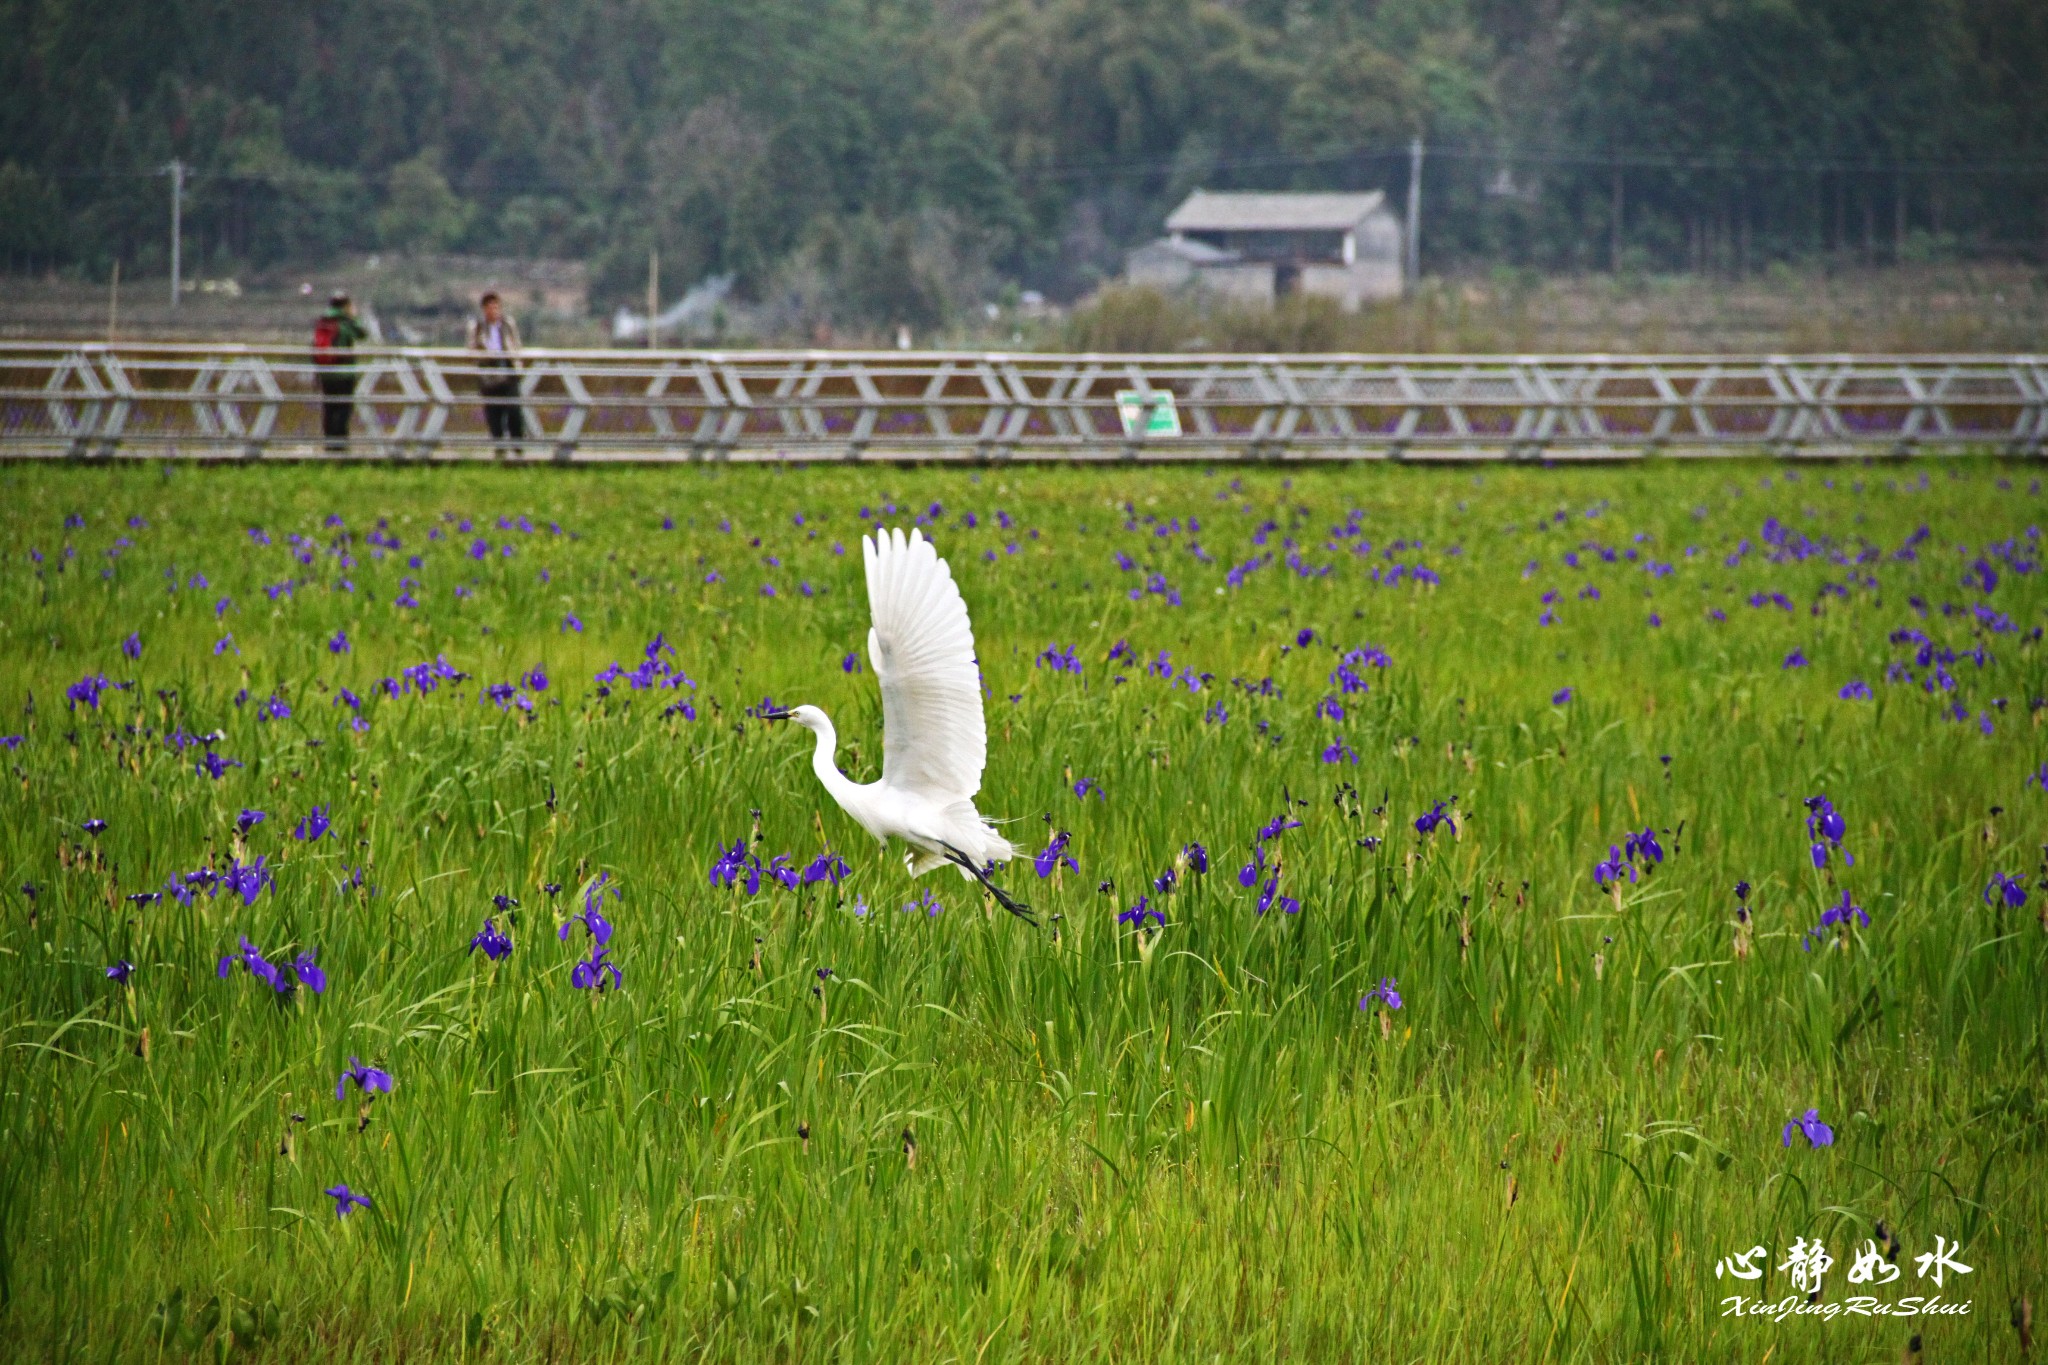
xmin=0 ymin=0 xmax=2042 ymax=311
xmin=376 ymin=151 xmax=470 ymax=251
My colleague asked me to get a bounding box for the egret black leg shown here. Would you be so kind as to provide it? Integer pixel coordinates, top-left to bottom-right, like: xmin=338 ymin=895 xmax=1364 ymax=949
xmin=939 ymin=844 xmax=1035 ymax=925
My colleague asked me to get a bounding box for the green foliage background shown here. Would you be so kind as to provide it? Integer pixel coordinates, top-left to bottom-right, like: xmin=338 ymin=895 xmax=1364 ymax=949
xmin=3 ymin=0 xmax=2046 ymax=306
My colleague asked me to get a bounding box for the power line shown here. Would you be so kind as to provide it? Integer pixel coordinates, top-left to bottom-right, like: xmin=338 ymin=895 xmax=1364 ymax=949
xmin=1011 ymin=140 xmax=2048 ymax=183
xmin=27 ymin=139 xmax=2048 ymax=197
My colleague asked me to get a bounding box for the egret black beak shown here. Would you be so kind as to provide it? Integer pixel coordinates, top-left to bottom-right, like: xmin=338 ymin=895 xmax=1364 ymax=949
xmin=760 ymin=709 xmax=794 ymax=722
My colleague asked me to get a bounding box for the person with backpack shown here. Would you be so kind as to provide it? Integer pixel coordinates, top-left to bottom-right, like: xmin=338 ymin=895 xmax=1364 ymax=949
xmin=311 ymin=292 xmax=369 ymax=449
xmin=466 ymin=291 xmax=525 ymax=447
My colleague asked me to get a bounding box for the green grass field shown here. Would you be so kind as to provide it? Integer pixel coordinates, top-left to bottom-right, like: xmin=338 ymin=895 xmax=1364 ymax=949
xmin=0 ymin=458 xmax=2041 ymax=1362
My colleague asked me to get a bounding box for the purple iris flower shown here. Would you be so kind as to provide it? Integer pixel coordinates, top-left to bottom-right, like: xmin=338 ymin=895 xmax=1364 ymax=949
xmin=560 ymin=872 xmax=618 ymax=945
xmin=1359 ymin=977 xmax=1403 ymax=1010
xmin=289 ymin=950 xmax=327 ymax=994
xmin=1256 ymin=814 xmax=1302 ymax=843
xmin=570 ymin=944 xmax=622 ymax=991
xmin=82 ymin=817 xmax=107 ymax=835
xmin=1183 ymin=842 xmax=1208 ymax=874
xmin=325 ymin=1184 xmax=373 ymax=1217
xmin=1782 ymin=1109 xmax=1834 ymax=1148
xmin=121 ymin=632 xmax=142 ymax=660
xmin=1804 ymin=795 xmax=1852 ymax=868
xmin=523 ymin=667 xmax=548 ymax=691
xmin=66 ymin=673 xmax=113 ymax=710
xmin=1838 ymin=679 xmax=1872 ymax=700
xmin=1117 ymin=895 xmax=1165 ymax=929
xmin=1552 ymin=687 xmax=1575 ymax=704
xmin=1073 ymin=777 xmax=1103 ymax=800
xmin=708 ymin=840 xmax=749 ymax=888
xmin=259 ymin=693 xmax=291 ymax=721
xmin=469 ymin=917 xmax=513 ymax=960
xmin=294 ymin=806 xmax=331 ymax=841
xmin=1783 ymin=649 xmax=1809 ymax=669
xmin=218 ymin=935 xmax=281 ymax=989
xmin=237 ymin=808 xmax=267 ymax=835
xmin=801 ymin=852 xmax=851 ymax=885
xmin=560 ymin=901 xmax=613 ymax=944
xmin=1033 ymin=831 xmax=1079 ymax=878
xmin=336 ymin=1057 xmax=394 ymax=1100
xmin=1036 ymin=643 xmax=1083 ymax=674
xmin=1623 ymin=827 xmax=1664 ymax=866
xmin=1413 ymin=802 xmax=1452 ymax=836
xmin=1593 ymin=846 xmax=1636 ymax=888
xmin=328 ymin=630 xmax=350 ymax=654
xmin=223 ymin=857 xmax=274 ymax=907
xmin=1255 ymin=876 xmax=1299 ymax=915
xmin=1985 ymin=872 xmax=2028 ymax=909
xmin=1238 ymin=845 xmax=1266 ymax=888
xmin=107 ymin=960 xmax=135 ymax=984
xmin=1803 ymin=889 xmax=1870 ymax=949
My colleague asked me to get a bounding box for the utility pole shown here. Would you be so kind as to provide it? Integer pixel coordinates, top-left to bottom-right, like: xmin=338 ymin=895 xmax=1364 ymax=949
xmin=1610 ymin=165 xmax=1624 ymax=273
xmin=646 ymin=248 xmax=659 ymax=349
xmin=167 ymin=159 xmax=184 ymax=308
xmin=1405 ymin=136 xmax=1423 ymax=290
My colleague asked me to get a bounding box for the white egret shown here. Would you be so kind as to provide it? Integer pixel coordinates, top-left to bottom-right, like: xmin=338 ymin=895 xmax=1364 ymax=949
xmin=764 ymin=527 xmax=1031 ymax=921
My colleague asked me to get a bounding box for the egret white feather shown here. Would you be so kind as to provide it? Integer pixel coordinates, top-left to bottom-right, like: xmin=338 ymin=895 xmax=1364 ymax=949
xmin=769 ymin=528 xmax=1028 ymax=920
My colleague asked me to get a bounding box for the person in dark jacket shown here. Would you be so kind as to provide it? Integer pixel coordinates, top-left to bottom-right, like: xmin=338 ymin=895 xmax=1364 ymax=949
xmin=311 ymin=292 xmax=370 ymax=449
xmin=466 ymin=292 xmax=525 ymax=446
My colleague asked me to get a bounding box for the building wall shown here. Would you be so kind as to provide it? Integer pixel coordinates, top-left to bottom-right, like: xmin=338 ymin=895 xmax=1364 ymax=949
xmin=1125 ymin=207 xmax=1406 ymax=308
xmin=1125 ymin=243 xmax=1198 ymax=291
xmin=1305 ymin=212 xmax=1405 ymax=307
xmin=1356 ymin=211 xmax=1402 ymax=265
xmin=1301 ymin=259 xmax=1403 ymax=308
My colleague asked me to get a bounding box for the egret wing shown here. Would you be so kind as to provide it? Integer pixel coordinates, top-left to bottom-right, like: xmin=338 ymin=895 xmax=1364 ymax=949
xmin=864 ymin=527 xmax=986 ymax=801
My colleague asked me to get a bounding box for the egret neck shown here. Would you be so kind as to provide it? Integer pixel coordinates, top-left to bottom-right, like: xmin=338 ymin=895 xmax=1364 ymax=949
xmin=790 ymin=706 xmax=873 ymax=834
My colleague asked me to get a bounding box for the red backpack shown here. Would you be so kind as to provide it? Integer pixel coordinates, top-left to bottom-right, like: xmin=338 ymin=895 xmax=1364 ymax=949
xmin=312 ymin=315 xmax=344 ymax=365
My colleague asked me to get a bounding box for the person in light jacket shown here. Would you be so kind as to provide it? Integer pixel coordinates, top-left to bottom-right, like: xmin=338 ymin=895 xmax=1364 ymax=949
xmin=466 ymin=292 xmax=524 ymax=444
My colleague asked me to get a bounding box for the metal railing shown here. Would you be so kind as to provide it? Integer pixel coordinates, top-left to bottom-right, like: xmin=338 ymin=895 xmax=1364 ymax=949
xmin=4 ymin=342 xmax=2044 ymax=461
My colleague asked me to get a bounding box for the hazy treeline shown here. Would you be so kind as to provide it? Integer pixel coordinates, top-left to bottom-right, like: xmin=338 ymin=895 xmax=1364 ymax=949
xmin=2 ymin=0 xmax=2044 ymax=323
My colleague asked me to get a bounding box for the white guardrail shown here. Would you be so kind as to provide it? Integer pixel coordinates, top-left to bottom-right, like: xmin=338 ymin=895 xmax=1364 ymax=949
xmin=3 ymin=342 xmax=2044 ymax=461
